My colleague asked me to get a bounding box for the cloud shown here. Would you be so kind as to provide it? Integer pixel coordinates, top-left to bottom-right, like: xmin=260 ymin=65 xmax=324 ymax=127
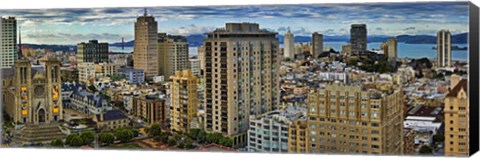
xmin=163 ymin=24 xmax=215 ymax=35
xmin=404 ymin=27 xmax=416 ymax=30
xmin=376 ymin=27 xmax=383 ymax=31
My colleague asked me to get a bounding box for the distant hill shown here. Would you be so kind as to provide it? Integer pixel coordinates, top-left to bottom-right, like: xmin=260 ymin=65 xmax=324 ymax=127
xmin=108 ymin=32 xmax=469 ymax=48
xmin=23 ymin=44 xmax=76 ymax=52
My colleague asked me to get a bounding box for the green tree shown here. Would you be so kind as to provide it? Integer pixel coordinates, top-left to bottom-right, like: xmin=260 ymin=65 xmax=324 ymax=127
xmin=80 ymin=131 xmax=95 ymax=145
xmin=148 ymin=123 xmax=162 ymax=137
xmin=433 ymin=134 xmax=445 ymax=144
xmin=98 ymin=132 xmax=115 ymax=145
xmin=177 ymin=142 xmax=185 ymax=149
xmin=115 ymin=128 xmax=134 ymax=143
xmin=167 ymin=138 xmax=177 ymax=146
xmin=50 ymin=139 xmax=64 ymax=147
xmin=219 ymin=137 xmax=233 ymax=147
xmin=419 ymin=145 xmax=433 ymax=154
xmin=66 ymin=134 xmax=83 ymax=147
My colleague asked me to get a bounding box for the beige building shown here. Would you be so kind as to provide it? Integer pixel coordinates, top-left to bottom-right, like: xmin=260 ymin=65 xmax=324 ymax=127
xmin=311 ymin=32 xmax=323 ymax=59
xmin=134 ymin=9 xmax=158 ymax=79
xmin=170 ymin=70 xmax=198 ymax=133
xmin=444 ymin=78 xmax=468 ymax=156
xmin=436 ymin=29 xmax=452 ymax=67
xmin=95 ymin=62 xmax=119 ymax=78
xmin=2 ymin=57 xmax=63 ymax=124
xmin=78 ymin=62 xmax=95 ymax=85
xmin=203 ymin=23 xmax=281 ymax=147
xmin=132 ymin=94 xmax=168 ymax=127
xmin=341 ymin=44 xmax=352 ymax=57
xmin=380 ymin=38 xmax=398 ymax=64
xmin=288 ymin=117 xmax=308 ymax=153
xmin=306 ymin=82 xmax=404 ymax=155
xmin=197 ymin=45 xmax=205 ymax=71
xmin=158 ymin=33 xmax=190 ymax=79
xmin=284 ymin=30 xmax=295 ymax=59
xmin=1 ymin=17 xmax=17 ymax=68
xmin=94 ymin=110 xmax=130 ymax=131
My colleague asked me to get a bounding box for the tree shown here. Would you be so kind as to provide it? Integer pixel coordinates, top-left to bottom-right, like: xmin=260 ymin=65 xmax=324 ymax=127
xmin=98 ymin=132 xmax=115 ymax=145
xmin=219 ymin=137 xmax=233 ymax=147
xmin=433 ymin=134 xmax=445 ymax=144
xmin=177 ymin=142 xmax=185 ymax=149
xmin=148 ymin=123 xmax=162 ymax=137
xmin=167 ymin=138 xmax=177 ymax=146
xmin=115 ymin=128 xmax=134 ymax=143
xmin=50 ymin=139 xmax=64 ymax=147
xmin=80 ymin=131 xmax=95 ymax=145
xmin=66 ymin=134 xmax=83 ymax=147
xmin=419 ymin=145 xmax=433 ymax=154
xmin=188 ymin=128 xmax=201 ymax=139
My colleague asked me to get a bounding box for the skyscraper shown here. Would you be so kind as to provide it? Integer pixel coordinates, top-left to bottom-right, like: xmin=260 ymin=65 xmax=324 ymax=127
xmin=203 ymin=23 xmax=280 ymax=147
xmin=350 ymin=24 xmax=367 ymax=54
xmin=311 ymin=32 xmax=323 ymax=59
xmin=76 ymin=40 xmax=109 ymax=64
xmin=134 ymin=9 xmax=158 ymax=79
xmin=158 ymin=33 xmax=190 ymax=79
xmin=444 ymin=78 xmax=468 ymax=156
xmin=284 ymin=30 xmax=295 ymax=59
xmin=1 ymin=17 xmax=17 ymax=68
xmin=170 ymin=70 xmax=198 ymax=133
xmin=436 ymin=29 xmax=452 ymax=67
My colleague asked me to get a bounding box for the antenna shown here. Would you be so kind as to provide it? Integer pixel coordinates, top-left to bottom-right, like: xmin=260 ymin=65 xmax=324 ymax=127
xmin=122 ymin=37 xmax=124 ymax=50
xmin=144 ymin=8 xmax=147 ymax=16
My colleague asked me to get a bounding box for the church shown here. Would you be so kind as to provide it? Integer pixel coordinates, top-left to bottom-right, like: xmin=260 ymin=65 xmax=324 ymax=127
xmin=2 ymin=57 xmax=63 ymax=125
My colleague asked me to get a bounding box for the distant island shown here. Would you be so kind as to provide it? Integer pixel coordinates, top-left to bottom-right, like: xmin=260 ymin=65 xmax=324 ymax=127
xmin=432 ymin=45 xmax=468 ymax=50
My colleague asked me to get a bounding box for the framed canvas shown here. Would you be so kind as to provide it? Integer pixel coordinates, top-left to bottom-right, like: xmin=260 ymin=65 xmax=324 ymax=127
xmin=0 ymin=1 xmax=479 ymax=157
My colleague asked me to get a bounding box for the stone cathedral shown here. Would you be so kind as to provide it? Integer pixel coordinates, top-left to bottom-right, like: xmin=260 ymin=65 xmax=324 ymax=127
xmin=2 ymin=57 xmax=63 ymax=125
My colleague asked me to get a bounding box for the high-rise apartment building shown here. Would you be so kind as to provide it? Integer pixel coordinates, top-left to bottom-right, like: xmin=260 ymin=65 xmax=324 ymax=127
xmin=76 ymin=40 xmax=109 ymax=64
xmin=189 ymin=58 xmax=201 ymax=77
xmin=197 ymin=45 xmax=206 ymax=71
xmin=306 ymin=82 xmax=404 ymax=154
xmin=350 ymin=24 xmax=367 ymax=54
xmin=284 ymin=30 xmax=295 ymax=59
xmin=436 ymin=29 xmax=452 ymax=67
xmin=170 ymin=70 xmax=198 ymax=133
xmin=444 ymin=78 xmax=468 ymax=156
xmin=341 ymin=44 xmax=352 ymax=57
xmin=311 ymin=32 xmax=323 ymax=59
xmin=288 ymin=117 xmax=308 ymax=153
xmin=134 ymin=9 xmax=158 ymax=79
xmin=380 ymin=38 xmax=398 ymax=64
xmin=158 ymin=33 xmax=190 ymax=79
xmin=203 ymin=23 xmax=281 ymax=147
xmin=1 ymin=17 xmax=17 ymax=68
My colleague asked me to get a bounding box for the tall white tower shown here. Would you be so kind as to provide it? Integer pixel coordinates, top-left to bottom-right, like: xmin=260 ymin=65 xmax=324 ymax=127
xmin=284 ymin=30 xmax=295 ymax=59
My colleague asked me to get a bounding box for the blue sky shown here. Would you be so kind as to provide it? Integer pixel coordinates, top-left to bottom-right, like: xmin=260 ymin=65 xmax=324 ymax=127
xmin=0 ymin=1 xmax=469 ymax=45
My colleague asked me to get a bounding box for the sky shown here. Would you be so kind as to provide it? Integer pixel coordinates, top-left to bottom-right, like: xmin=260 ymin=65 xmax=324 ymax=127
xmin=0 ymin=1 xmax=470 ymax=45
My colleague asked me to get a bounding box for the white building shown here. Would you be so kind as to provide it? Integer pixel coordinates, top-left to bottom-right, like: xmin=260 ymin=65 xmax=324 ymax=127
xmin=78 ymin=62 xmax=96 ymax=85
xmin=1 ymin=17 xmax=17 ymax=68
xmin=189 ymin=58 xmax=201 ymax=77
xmin=436 ymin=29 xmax=451 ymax=68
xmin=247 ymin=107 xmax=306 ymax=153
